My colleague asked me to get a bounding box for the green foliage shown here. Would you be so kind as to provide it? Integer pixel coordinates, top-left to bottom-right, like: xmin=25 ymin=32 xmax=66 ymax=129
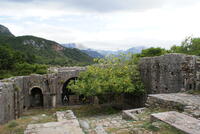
xmin=68 ymin=54 xmax=145 ymax=96
xmin=187 ymin=90 xmax=200 ymax=95
xmin=0 ymin=35 xmax=93 ymax=66
xmin=7 ymin=121 xmax=18 ymax=128
xmin=0 ymin=44 xmax=48 ymax=79
xmin=138 ymin=47 xmax=168 ymax=57
xmin=142 ymin=122 xmax=160 ymax=132
xmin=0 ymin=32 xmax=93 ymax=79
xmin=0 ymin=45 xmax=24 ymax=70
xmin=170 ymin=36 xmax=200 ymax=56
xmin=14 ymin=63 xmax=48 ymax=75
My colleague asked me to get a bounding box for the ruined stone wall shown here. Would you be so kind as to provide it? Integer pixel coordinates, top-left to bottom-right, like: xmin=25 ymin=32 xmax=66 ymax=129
xmin=139 ymin=54 xmax=200 ymax=94
xmin=0 ymin=67 xmax=85 ymax=124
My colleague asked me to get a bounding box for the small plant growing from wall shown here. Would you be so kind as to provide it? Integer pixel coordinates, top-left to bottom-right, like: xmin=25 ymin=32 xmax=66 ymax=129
xmin=13 ymin=84 xmax=20 ymax=92
xmin=60 ymin=80 xmax=65 ymax=84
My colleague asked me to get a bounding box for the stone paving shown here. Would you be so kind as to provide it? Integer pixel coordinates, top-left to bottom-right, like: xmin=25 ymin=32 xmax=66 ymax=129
xmin=151 ymin=111 xmax=200 ymax=134
xmin=24 ymin=110 xmax=84 ymax=134
xmin=146 ymin=93 xmax=200 ymax=118
xmin=79 ymin=113 xmax=151 ymax=134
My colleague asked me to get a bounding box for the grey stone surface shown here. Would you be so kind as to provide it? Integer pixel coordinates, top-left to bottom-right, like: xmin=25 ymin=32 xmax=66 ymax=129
xmin=79 ymin=120 xmax=90 ymax=129
xmin=56 ymin=110 xmax=77 ymax=122
xmin=139 ymin=53 xmax=200 ymax=94
xmin=122 ymin=108 xmax=145 ymax=120
xmin=151 ymin=111 xmax=200 ymax=134
xmin=95 ymin=125 xmax=108 ymax=134
xmin=24 ymin=110 xmax=84 ymax=134
xmin=0 ymin=67 xmax=86 ymax=125
xmin=146 ymin=93 xmax=200 ymax=118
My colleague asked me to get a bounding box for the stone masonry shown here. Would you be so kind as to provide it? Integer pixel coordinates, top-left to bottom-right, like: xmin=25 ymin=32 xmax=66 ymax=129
xmin=0 ymin=67 xmax=86 ymax=125
xmin=139 ymin=53 xmax=200 ymax=94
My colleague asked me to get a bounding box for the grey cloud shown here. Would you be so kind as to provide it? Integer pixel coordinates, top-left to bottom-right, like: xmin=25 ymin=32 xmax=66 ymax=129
xmin=64 ymin=0 xmax=199 ymax=12
xmin=2 ymin=0 xmax=199 ymax=12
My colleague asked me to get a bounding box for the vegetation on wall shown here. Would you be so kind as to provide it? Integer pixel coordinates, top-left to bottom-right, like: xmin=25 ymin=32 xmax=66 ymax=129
xmin=68 ymin=54 xmax=145 ymax=96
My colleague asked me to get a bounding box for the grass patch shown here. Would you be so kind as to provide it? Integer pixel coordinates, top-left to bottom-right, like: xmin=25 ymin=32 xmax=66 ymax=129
xmin=187 ymin=90 xmax=200 ymax=95
xmin=0 ymin=105 xmax=119 ymax=134
xmin=159 ymin=122 xmax=185 ymax=134
xmin=142 ymin=122 xmax=160 ymax=132
xmin=7 ymin=121 xmax=18 ymax=128
xmin=136 ymin=108 xmax=185 ymax=134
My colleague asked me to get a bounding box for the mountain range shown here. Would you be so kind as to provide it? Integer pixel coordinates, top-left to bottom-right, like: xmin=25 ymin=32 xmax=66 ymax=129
xmin=0 ymin=24 xmax=93 ymax=66
xmin=0 ymin=24 xmax=146 ymax=65
xmin=61 ymin=43 xmax=145 ymax=57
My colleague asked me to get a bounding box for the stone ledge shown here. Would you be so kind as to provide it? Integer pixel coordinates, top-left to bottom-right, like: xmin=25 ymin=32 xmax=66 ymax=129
xmin=146 ymin=93 xmax=200 ymax=118
xmin=122 ymin=108 xmax=145 ymax=120
xmin=151 ymin=111 xmax=200 ymax=134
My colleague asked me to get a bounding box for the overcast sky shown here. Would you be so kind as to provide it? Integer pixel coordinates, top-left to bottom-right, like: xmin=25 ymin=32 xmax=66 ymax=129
xmin=0 ymin=0 xmax=200 ymax=50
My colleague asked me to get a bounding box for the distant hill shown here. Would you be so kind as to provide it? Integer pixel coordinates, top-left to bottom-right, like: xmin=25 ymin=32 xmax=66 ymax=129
xmin=124 ymin=46 xmax=146 ymax=54
xmin=61 ymin=43 xmax=104 ymax=58
xmin=97 ymin=46 xmax=145 ymax=56
xmin=82 ymin=49 xmax=104 ymax=58
xmin=0 ymin=24 xmax=14 ymax=37
xmin=0 ymin=25 xmax=93 ymax=66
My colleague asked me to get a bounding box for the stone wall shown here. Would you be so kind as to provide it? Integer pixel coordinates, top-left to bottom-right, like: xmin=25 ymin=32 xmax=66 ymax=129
xmin=0 ymin=67 xmax=86 ymax=124
xmin=139 ymin=53 xmax=200 ymax=94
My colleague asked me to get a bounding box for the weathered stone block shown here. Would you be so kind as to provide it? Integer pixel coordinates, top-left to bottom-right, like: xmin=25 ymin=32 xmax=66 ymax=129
xmin=151 ymin=111 xmax=200 ymax=134
xmin=122 ymin=108 xmax=145 ymax=121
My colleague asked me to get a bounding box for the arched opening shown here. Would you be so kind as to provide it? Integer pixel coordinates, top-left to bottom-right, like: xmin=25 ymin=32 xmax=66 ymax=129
xmin=62 ymin=77 xmax=77 ymax=105
xmin=30 ymin=88 xmax=43 ymax=107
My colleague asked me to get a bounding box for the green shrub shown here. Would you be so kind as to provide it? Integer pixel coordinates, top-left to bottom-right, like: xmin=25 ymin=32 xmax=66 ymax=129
xmin=68 ymin=54 xmax=145 ymax=96
xmin=7 ymin=121 xmax=18 ymax=128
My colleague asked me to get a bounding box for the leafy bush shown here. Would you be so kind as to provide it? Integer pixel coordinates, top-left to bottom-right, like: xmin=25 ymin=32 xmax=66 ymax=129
xmin=138 ymin=47 xmax=168 ymax=57
xmin=14 ymin=63 xmax=48 ymax=75
xmin=68 ymin=54 xmax=145 ymax=96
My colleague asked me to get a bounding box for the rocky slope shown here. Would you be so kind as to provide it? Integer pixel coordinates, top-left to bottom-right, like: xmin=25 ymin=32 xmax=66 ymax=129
xmin=0 ymin=25 xmax=93 ymax=66
xmin=0 ymin=24 xmax=14 ymax=37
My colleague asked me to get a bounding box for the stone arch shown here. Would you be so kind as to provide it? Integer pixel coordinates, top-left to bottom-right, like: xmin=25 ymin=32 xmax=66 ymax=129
xmin=30 ymin=87 xmax=43 ymax=107
xmin=61 ymin=77 xmax=77 ymax=105
xmin=29 ymin=86 xmax=43 ymax=95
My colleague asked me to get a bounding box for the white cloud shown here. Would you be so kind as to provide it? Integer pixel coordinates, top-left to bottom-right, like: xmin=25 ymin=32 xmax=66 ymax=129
xmin=1 ymin=0 xmax=200 ymax=50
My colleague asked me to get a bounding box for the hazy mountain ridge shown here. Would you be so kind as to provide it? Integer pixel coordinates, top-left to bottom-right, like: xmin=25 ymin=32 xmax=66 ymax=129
xmin=82 ymin=49 xmax=104 ymax=58
xmin=96 ymin=46 xmax=146 ymax=56
xmin=62 ymin=43 xmax=145 ymax=57
xmin=61 ymin=43 xmax=104 ymax=58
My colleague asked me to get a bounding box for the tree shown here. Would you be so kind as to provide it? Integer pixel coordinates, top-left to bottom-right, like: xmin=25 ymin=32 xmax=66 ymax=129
xmin=0 ymin=45 xmax=15 ymax=70
xmin=170 ymin=37 xmax=200 ymax=56
xmin=68 ymin=54 xmax=145 ymax=96
xmin=139 ymin=47 xmax=167 ymax=57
